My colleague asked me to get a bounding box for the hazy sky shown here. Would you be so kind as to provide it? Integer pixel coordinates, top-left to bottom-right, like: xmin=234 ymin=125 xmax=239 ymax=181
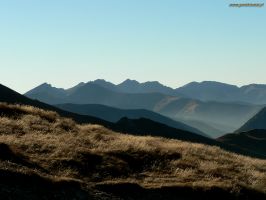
xmin=0 ymin=0 xmax=265 ymax=93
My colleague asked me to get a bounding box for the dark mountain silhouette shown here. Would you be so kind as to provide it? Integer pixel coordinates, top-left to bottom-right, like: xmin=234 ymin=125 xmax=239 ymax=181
xmin=56 ymin=103 xmax=208 ymax=137
xmin=218 ymin=129 xmax=266 ymax=157
xmin=116 ymin=117 xmax=215 ymax=144
xmin=25 ymin=82 xmax=262 ymax=136
xmin=236 ymin=107 xmax=266 ymax=132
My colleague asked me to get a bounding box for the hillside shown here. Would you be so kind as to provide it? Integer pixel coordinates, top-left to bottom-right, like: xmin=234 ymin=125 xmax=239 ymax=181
xmin=0 ymin=84 xmax=112 ymax=126
xmin=237 ymin=107 xmax=266 ymax=132
xmin=218 ymin=129 xmax=266 ymax=157
xmin=56 ymin=103 xmax=207 ymax=137
xmin=0 ymin=104 xmax=266 ymax=199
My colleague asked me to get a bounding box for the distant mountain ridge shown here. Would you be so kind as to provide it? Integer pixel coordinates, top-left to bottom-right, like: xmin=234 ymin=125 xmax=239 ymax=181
xmin=25 ymin=79 xmax=266 ymax=104
xmin=176 ymin=81 xmax=266 ymax=104
xmin=86 ymin=79 xmax=178 ymax=95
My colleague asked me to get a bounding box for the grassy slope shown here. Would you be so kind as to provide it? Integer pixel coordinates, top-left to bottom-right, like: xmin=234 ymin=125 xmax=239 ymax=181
xmin=0 ymin=104 xmax=266 ymax=199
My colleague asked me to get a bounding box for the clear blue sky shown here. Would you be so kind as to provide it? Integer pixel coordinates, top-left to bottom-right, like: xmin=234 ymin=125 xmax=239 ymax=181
xmin=0 ymin=0 xmax=265 ymax=93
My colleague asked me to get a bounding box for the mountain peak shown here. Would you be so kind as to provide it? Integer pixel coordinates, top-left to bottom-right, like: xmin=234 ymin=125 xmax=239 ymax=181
xmin=91 ymin=79 xmax=116 ymax=91
xmin=39 ymin=82 xmax=52 ymax=88
xmin=24 ymin=83 xmax=66 ymax=100
xmin=118 ymin=79 xmax=140 ymax=89
xmin=121 ymin=79 xmax=140 ymax=84
xmin=144 ymin=81 xmax=161 ymax=85
xmin=93 ymin=79 xmax=109 ymax=84
xmin=76 ymin=82 xmax=85 ymax=86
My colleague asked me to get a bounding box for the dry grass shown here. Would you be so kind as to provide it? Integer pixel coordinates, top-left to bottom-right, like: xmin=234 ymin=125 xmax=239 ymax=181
xmin=0 ymin=103 xmax=266 ymax=198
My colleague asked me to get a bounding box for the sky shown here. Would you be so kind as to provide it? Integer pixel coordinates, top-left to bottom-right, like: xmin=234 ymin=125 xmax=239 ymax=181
xmin=0 ymin=0 xmax=265 ymax=93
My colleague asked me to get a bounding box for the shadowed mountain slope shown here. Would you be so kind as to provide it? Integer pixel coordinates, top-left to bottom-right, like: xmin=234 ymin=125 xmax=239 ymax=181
xmin=56 ymin=103 xmax=208 ymax=137
xmin=218 ymin=129 xmax=266 ymax=157
xmin=236 ymin=107 xmax=266 ymax=132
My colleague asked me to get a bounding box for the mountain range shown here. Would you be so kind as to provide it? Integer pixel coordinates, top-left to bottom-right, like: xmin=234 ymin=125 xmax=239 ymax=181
xmin=25 ymin=80 xmax=264 ymax=136
xmin=177 ymin=81 xmax=266 ymax=104
xmin=26 ymin=79 xmax=266 ymax=104
xmin=1 ymin=83 xmax=266 ymax=159
xmin=84 ymin=79 xmax=266 ymax=104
